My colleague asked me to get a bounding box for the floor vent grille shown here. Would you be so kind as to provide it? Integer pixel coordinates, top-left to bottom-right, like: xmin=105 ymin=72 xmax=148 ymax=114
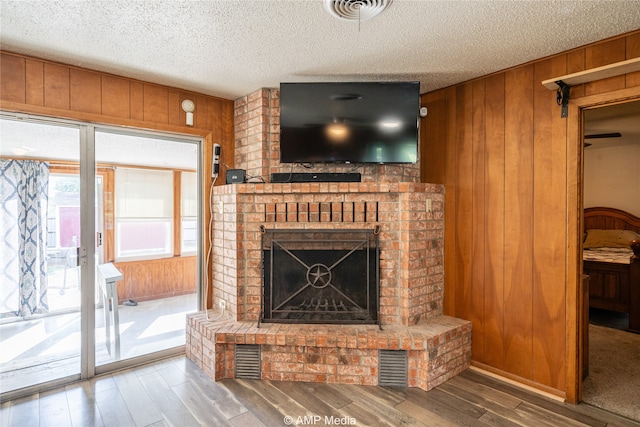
xmin=378 ymin=350 xmax=408 ymax=387
xmin=235 ymin=344 xmax=261 ymax=380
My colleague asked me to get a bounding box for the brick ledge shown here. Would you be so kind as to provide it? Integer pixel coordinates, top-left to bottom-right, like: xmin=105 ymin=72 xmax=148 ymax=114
xmin=186 ymin=312 xmax=471 ymax=391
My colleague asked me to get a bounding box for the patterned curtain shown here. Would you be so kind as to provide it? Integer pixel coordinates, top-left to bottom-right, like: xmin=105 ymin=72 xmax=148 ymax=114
xmin=0 ymin=160 xmax=50 ymax=317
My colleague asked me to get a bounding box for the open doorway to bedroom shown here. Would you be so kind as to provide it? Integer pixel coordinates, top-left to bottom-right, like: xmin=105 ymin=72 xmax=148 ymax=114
xmin=580 ymin=99 xmax=640 ymax=421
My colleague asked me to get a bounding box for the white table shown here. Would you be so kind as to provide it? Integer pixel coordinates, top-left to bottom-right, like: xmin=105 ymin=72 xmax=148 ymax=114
xmin=97 ymin=263 xmax=123 ymax=360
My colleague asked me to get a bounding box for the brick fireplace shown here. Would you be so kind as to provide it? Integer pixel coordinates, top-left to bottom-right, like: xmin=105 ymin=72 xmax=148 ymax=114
xmin=185 ymin=88 xmax=471 ymax=391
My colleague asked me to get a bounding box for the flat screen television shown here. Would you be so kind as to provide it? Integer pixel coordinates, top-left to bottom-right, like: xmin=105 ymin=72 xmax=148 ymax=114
xmin=279 ymin=81 xmax=419 ymax=164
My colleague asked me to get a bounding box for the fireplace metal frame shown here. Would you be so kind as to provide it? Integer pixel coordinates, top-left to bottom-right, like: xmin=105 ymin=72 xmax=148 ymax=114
xmin=259 ymin=227 xmax=380 ymax=328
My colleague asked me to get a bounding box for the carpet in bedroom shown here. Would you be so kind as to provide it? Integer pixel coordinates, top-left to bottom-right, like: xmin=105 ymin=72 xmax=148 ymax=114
xmin=582 ymin=324 xmax=640 ymax=422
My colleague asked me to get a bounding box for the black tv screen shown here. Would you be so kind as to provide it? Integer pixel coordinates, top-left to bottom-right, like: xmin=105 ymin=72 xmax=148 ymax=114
xmin=279 ymin=82 xmax=419 ymax=164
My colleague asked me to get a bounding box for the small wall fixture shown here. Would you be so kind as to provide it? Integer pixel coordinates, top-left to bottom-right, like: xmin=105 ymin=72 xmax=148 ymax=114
xmin=181 ymin=99 xmax=195 ymax=126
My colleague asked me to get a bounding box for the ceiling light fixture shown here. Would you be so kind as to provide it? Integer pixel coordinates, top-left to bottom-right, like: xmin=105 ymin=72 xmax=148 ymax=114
xmin=11 ymin=146 xmax=35 ymax=156
xmin=324 ymin=0 xmax=392 ymax=22
xmin=181 ymin=99 xmax=195 ymax=126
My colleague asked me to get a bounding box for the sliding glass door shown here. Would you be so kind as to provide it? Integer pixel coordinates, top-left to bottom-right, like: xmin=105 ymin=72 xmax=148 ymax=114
xmin=1 ymin=115 xmax=201 ymax=398
xmin=94 ymin=130 xmax=199 ymax=368
xmin=0 ymin=117 xmax=84 ymax=394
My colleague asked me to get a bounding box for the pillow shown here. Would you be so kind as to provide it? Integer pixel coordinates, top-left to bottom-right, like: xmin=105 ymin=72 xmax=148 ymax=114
xmin=583 ymin=229 xmax=640 ymax=248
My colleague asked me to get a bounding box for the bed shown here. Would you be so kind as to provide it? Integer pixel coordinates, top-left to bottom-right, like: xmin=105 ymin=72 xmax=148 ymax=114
xmin=583 ymin=207 xmax=640 ymax=333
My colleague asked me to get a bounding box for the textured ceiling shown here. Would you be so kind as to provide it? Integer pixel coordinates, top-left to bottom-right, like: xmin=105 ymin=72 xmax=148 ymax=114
xmin=1 ymin=0 xmax=640 ymax=100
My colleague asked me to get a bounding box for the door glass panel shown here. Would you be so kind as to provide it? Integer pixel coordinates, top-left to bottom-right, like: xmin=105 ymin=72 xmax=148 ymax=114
xmin=0 ymin=118 xmax=82 ymax=393
xmin=181 ymin=172 xmax=198 ymax=254
xmin=94 ymin=130 xmax=198 ymax=365
xmin=47 ymin=174 xmax=81 ymax=310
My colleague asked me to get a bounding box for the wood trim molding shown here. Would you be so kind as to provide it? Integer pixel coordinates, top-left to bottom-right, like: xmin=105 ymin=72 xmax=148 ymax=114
xmin=470 ymin=362 xmax=566 ymax=400
xmin=566 ymin=98 xmax=582 ymax=404
xmin=0 ymin=100 xmax=212 ymax=138
xmin=565 ymin=85 xmax=640 ymax=404
xmin=173 ymin=171 xmax=182 ymax=256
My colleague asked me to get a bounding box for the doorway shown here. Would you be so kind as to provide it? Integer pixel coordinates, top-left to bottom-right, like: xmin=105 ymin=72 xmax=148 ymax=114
xmin=577 ymin=98 xmax=640 ymax=420
xmin=0 ymin=114 xmax=202 ymax=399
xmin=0 ymin=118 xmax=83 ymax=394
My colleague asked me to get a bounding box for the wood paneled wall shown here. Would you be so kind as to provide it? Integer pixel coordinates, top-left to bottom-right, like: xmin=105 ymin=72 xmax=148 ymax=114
xmin=420 ymin=31 xmax=640 ymax=399
xmin=0 ymin=52 xmax=234 ymax=138
xmin=0 ymin=51 xmax=235 ymax=310
xmin=114 ymin=256 xmax=197 ymax=302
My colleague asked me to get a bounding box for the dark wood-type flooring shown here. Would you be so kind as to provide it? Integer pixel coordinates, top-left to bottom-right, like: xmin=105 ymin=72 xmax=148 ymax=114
xmin=1 ymin=355 xmax=638 ymax=427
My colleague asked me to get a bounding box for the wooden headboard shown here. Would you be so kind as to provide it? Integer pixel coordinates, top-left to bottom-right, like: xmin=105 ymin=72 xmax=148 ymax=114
xmin=584 ymin=207 xmax=640 ymax=233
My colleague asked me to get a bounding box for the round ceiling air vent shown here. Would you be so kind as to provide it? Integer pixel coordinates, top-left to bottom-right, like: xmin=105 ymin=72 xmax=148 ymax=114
xmin=324 ymin=0 xmax=393 ymax=21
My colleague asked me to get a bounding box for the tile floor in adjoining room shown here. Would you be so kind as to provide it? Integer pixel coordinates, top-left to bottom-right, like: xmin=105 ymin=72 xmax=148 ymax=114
xmin=0 ymin=293 xmax=196 ymax=394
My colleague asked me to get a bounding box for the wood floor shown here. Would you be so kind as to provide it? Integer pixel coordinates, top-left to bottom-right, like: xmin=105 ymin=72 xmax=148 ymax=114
xmin=1 ymin=356 xmax=638 ymax=427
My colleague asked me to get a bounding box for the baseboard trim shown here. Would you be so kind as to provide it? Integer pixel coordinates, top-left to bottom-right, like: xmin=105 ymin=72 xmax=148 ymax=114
xmin=469 ymin=363 xmax=565 ymax=402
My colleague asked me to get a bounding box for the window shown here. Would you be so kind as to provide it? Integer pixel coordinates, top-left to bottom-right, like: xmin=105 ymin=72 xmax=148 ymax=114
xmin=115 ymin=168 xmax=173 ymax=260
xmin=47 ymin=174 xmax=80 ymax=249
xmin=181 ymin=171 xmax=198 ymax=254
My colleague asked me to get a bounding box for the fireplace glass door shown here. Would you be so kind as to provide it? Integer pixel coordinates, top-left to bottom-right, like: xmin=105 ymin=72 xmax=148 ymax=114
xmin=261 ymin=229 xmax=379 ymax=325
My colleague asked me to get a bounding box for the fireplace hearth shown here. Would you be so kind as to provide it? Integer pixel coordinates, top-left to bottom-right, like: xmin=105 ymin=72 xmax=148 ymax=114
xmin=260 ymin=228 xmax=379 ymax=326
xmin=187 ymin=181 xmax=471 ymax=391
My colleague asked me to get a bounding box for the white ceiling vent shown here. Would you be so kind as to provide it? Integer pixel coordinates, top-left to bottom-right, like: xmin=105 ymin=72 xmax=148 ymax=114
xmin=324 ymin=0 xmax=393 ymax=21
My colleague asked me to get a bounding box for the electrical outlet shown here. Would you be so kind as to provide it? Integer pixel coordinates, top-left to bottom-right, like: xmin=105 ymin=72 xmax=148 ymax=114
xmin=219 ymin=299 xmax=226 ymax=312
xmin=425 ymin=198 xmax=432 ymax=213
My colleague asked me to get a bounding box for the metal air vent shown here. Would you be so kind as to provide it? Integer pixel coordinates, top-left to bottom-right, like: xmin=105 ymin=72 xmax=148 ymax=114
xmin=378 ymin=350 xmax=408 ymax=387
xmin=324 ymin=0 xmax=393 ymax=21
xmin=235 ymin=344 xmax=261 ymax=380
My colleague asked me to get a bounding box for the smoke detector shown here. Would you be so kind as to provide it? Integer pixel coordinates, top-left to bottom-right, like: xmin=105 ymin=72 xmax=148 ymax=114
xmin=324 ymin=0 xmax=393 ymax=21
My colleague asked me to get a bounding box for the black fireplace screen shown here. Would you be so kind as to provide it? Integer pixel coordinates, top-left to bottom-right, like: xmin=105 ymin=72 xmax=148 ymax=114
xmin=260 ymin=228 xmax=379 ymax=325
